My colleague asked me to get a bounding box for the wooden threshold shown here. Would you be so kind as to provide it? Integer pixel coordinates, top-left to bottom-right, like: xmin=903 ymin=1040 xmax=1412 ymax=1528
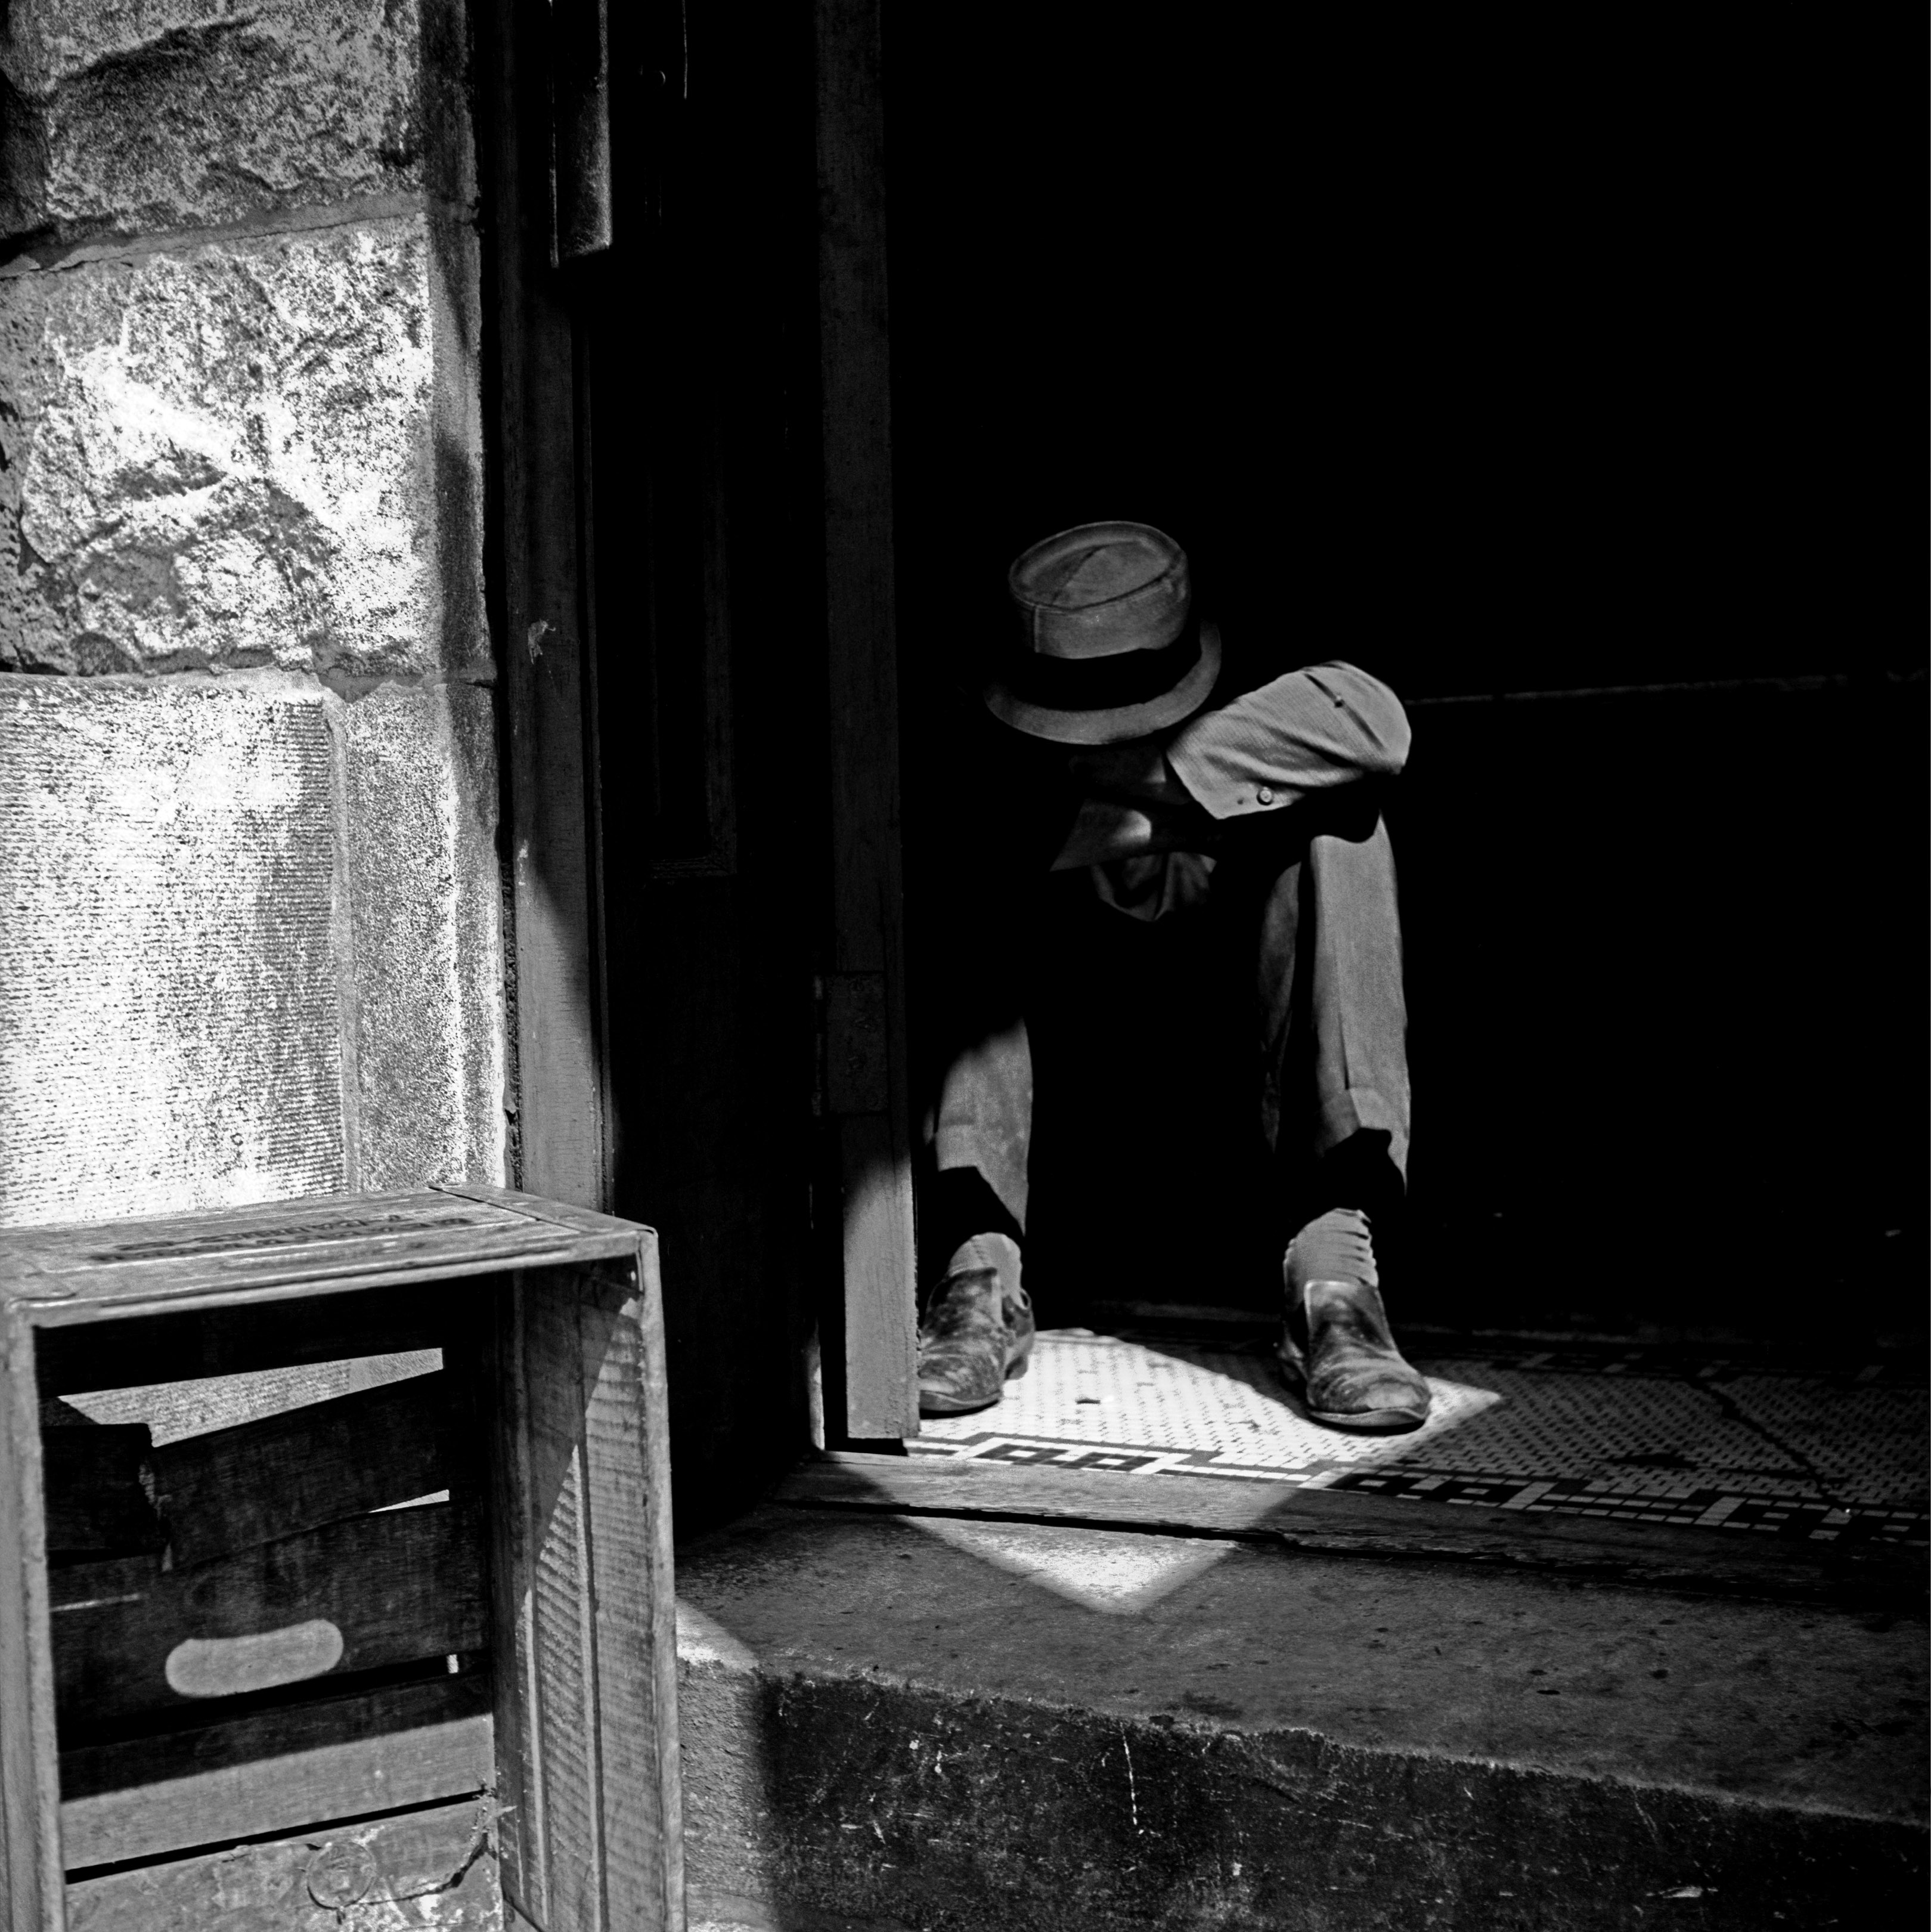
xmin=774 ymin=1450 xmax=1928 ymax=1611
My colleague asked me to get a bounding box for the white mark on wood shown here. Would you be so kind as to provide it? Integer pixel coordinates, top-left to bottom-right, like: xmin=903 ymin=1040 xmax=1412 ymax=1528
xmin=165 ymin=1617 xmax=343 ymax=1695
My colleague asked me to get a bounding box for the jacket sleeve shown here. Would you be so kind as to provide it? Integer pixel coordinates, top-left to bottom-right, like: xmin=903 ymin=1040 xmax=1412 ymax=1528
xmin=1163 ymin=661 xmax=1411 ymax=822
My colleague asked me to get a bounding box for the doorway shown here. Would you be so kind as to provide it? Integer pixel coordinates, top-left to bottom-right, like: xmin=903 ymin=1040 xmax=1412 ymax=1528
xmin=502 ymin=3 xmax=1923 ymax=1524
xmin=577 ymin=0 xmax=831 ymax=1523
xmin=881 ymin=5 xmax=1926 ymax=1345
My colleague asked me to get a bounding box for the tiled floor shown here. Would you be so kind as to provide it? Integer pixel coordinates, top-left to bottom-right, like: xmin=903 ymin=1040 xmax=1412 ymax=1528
xmin=912 ymin=1326 xmax=1929 ymax=1547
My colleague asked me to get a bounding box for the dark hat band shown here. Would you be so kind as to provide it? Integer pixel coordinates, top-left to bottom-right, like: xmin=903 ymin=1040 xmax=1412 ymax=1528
xmin=1002 ymin=621 xmax=1204 ymax=715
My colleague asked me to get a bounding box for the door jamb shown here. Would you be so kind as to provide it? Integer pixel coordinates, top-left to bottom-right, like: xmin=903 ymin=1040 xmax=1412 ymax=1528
xmin=480 ymin=0 xmax=613 ymax=1216
xmin=816 ymin=0 xmax=920 ymax=1443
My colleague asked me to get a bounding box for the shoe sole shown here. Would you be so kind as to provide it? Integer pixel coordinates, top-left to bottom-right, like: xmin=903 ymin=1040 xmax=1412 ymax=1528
xmin=1302 ymin=1403 xmax=1429 ymax=1434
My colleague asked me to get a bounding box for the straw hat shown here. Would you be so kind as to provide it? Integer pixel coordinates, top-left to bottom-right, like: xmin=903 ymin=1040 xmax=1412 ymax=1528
xmin=983 ymin=521 xmax=1220 ymax=744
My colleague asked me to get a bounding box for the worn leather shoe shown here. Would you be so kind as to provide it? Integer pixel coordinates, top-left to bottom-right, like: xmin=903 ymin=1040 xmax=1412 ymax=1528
xmin=1277 ymin=1208 xmax=1431 ymax=1433
xmin=917 ymin=1234 xmax=1034 ymax=1416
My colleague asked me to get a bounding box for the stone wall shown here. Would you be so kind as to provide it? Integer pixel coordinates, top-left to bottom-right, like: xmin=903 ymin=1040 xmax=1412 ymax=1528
xmin=0 ymin=0 xmax=503 ymax=1225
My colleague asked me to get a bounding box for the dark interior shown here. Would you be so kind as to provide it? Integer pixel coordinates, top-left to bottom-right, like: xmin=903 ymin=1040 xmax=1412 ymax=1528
xmin=39 ymin=1283 xmax=489 ymax=1871
xmin=581 ymin=5 xmax=1921 ymax=1522
xmin=585 ymin=1 xmax=829 ymax=1521
xmin=884 ymin=8 xmax=1925 ymax=1342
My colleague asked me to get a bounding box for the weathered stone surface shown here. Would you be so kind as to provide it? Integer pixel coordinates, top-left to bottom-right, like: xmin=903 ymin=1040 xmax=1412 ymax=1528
xmin=0 ymin=675 xmax=349 ymax=1224
xmin=0 ymin=0 xmax=473 ymax=247
xmin=0 ymin=670 xmax=504 ymax=1227
xmin=680 ymin=1662 xmax=1926 ymax=1932
xmin=341 ymin=677 xmax=505 ymax=1191
xmin=0 ymin=213 xmax=488 ymax=680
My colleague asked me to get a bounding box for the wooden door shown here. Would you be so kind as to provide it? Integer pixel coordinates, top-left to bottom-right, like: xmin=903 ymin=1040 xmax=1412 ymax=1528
xmin=587 ymin=0 xmax=918 ymax=1513
xmin=492 ymin=0 xmax=920 ymax=1501
xmin=813 ymin=0 xmax=919 ymax=1445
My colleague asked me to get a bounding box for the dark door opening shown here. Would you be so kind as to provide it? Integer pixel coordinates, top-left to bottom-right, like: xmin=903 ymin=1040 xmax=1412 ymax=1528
xmin=882 ymin=7 xmax=1926 ymax=1345
xmin=543 ymin=5 xmax=1922 ymax=1519
xmin=582 ymin=0 xmax=832 ymax=1522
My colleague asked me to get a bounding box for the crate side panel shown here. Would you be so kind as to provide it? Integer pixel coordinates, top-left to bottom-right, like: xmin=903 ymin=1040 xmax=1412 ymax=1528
xmin=2 ymin=1314 xmax=64 ymax=1930
xmin=484 ymin=1274 xmax=543 ymax=1919
xmin=579 ymin=1243 xmax=682 ymax=1925
xmin=521 ymin=1268 xmax=605 ymax=1931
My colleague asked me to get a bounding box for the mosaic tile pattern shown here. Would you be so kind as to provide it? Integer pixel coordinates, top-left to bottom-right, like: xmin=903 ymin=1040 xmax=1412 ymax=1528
xmin=912 ymin=1330 xmax=1929 ymax=1547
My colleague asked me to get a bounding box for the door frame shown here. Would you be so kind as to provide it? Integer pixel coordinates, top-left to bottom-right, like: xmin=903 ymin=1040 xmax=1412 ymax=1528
xmin=483 ymin=0 xmax=919 ymax=1444
xmin=813 ymin=0 xmax=919 ymax=1444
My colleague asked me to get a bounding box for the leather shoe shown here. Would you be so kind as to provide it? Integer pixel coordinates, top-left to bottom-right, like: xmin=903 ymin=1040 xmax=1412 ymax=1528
xmin=917 ymin=1234 xmax=1034 ymax=1416
xmin=1277 ymin=1208 xmax=1431 ymax=1433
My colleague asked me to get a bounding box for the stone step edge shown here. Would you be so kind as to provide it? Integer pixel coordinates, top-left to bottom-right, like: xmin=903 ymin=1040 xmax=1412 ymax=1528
xmin=675 ymin=1623 xmax=1927 ymax=1932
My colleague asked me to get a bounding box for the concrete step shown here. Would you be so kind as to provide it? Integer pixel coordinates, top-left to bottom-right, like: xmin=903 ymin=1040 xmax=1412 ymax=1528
xmin=674 ymin=1457 xmax=1926 ymax=1932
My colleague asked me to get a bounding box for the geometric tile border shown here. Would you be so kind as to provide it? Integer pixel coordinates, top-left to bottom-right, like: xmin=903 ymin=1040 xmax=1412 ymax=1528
xmin=911 ymin=1329 xmax=1929 ymax=1548
xmin=906 ymin=1433 xmax=1929 ymax=1547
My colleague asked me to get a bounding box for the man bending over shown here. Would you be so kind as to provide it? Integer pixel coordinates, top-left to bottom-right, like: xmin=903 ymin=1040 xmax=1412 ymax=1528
xmin=918 ymin=521 xmax=1431 ymax=1434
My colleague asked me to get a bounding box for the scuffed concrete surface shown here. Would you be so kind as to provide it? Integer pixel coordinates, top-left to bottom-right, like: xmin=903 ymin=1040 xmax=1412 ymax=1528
xmin=341 ymin=677 xmax=505 ymax=1191
xmin=0 ymin=0 xmax=473 ymax=247
xmin=680 ymin=1509 xmax=1928 ymax=1820
xmin=0 ymin=676 xmax=347 ymax=1222
xmin=0 ymin=212 xmax=488 ymax=681
xmin=674 ymin=1506 xmax=1928 ymax=1930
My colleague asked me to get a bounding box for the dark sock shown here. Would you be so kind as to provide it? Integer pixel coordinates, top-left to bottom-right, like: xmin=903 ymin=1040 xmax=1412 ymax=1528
xmin=1288 ymin=1131 xmax=1404 ymax=1243
xmin=921 ymin=1166 xmax=1024 ymax=1283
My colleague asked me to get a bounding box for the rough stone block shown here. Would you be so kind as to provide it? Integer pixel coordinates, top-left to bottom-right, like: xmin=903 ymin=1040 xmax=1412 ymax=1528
xmin=0 ymin=212 xmax=488 ymax=680
xmin=341 ymin=677 xmax=505 ymax=1192
xmin=0 ymin=675 xmax=349 ymax=1224
xmin=0 ymin=670 xmax=506 ymax=1227
xmin=0 ymin=0 xmax=473 ymax=246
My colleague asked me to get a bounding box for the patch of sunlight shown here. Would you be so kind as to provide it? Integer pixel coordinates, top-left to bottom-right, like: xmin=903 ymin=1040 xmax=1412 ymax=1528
xmin=676 ymin=1599 xmax=760 ymax=1670
xmin=921 ymin=1330 xmax=1507 ymax=1480
xmin=903 ymin=1515 xmax=1236 ymax=1615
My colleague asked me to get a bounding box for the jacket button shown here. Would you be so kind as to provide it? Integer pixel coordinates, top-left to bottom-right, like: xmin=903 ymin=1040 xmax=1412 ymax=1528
xmin=1257 ymin=788 xmax=1275 ymax=806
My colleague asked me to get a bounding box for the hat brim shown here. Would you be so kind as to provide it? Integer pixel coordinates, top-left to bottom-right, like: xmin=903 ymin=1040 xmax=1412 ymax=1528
xmin=981 ymin=623 xmax=1223 ymax=745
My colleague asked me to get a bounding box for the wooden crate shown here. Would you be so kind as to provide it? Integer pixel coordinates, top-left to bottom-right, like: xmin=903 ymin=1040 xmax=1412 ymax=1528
xmin=0 ymin=1184 xmax=682 ymax=1931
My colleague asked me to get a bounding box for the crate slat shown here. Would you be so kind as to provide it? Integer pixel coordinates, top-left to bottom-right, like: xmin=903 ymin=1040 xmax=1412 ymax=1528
xmin=17 ymin=1227 xmax=600 ymax=1323
xmin=5 ymin=1193 xmax=524 ymax=1275
xmin=149 ymin=1370 xmax=450 ymax=1566
xmin=52 ymin=1503 xmax=485 ymax=1729
xmin=62 ymin=1794 xmax=499 ymax=1931
xmin=2 ymin=1187 xmax=637 ymax=1324
xmin=60 ymin=1673 xmax=492 ymax=1872
xmin=34 ymin=1293 xmax=452 ymax=1401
